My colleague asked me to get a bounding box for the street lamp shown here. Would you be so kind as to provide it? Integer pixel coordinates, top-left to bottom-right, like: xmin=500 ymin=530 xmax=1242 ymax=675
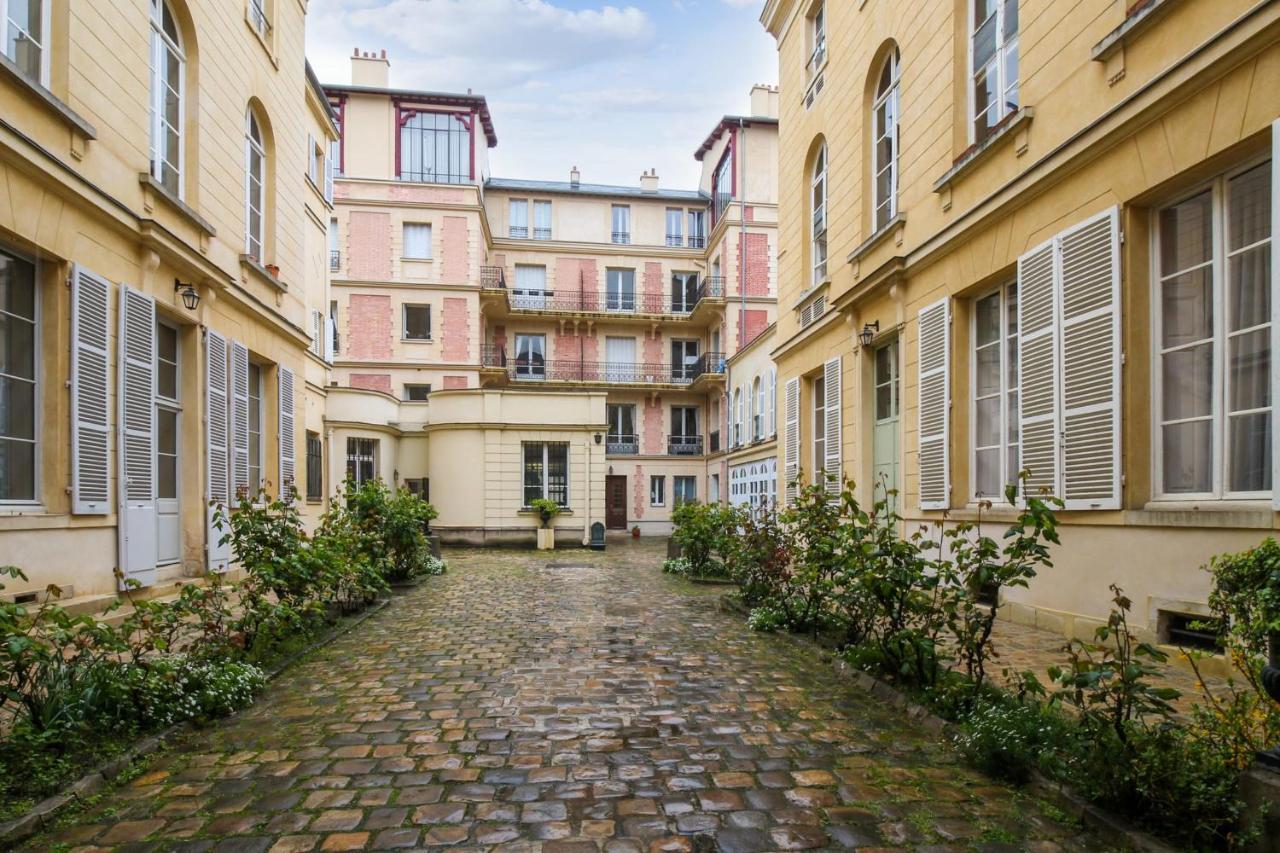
xmin=174 ymin=279 xmax=200 ymax=311
xmin=858 ymin=321 xmax=880 ymax=349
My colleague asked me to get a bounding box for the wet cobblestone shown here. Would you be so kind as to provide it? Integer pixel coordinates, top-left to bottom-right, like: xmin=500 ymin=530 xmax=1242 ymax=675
xmin=31 ymin=541 xmax=1097 ymax=851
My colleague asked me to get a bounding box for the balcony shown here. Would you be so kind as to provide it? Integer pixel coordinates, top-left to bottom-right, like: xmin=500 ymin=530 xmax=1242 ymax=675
xmin=666 ymin=235 xmax=683 ymax=248
xmin=606 ymin=434 xmax=639 ymax=455
xmin=668 ymin=435 xmax=704 ymax=456
xmin=509 ymin=226 xmax=528 ymax=239
xmin=329 ymin=250 xmax=340 ymax=272
xmin=533 ymin=227 xmax=552 ymax=240
xmin=480 ymin=347 xmax=725 ymax=388
xmin=481 ymin=274 xmax=725 ymax=321
xmin=611 ymin=231 xmax=630 ymax=245
xmin=687 ymin=235 xmax=706 ymax=249
xmin=480 ymin=266 xmax=506 ymax=288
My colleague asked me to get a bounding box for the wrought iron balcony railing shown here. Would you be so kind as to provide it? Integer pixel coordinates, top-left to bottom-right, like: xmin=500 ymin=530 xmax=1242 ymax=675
xmin=666 ymin=235 xmax=684 ymax=247
xmin=486 ymin=277 xmax=723 ymax=317
xmin=611 ymin=231 xmax=630 ymax=245
xmin=533 ymin=227 xmax=552 ymax=240
xmin=329 ymin=250 xmax=340 ymax=271
xmin=482 ymin=346 xmax=725 ymax=386
xmin=693 ymin=351 xmax=726 ymax=377
xmin=687 ymin=235 xmax=706 ymax=249
xmin=509 ymin=226 xmax=529 ymax=239
xmin=668 ymin=435 xmax=704 ymax=456
xmin=606 ymin=435 xmax=639 ymax=455
xmin=480 ymin=266 xmax=506 ymax=288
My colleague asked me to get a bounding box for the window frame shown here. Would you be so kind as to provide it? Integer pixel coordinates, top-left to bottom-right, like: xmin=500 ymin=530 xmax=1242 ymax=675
xmin=346 ymin=436 xmax=378 ymax=487
xmin=872 ymin=49 xmax=900 ymax=233
xmin=968 ymin=0 xmax=1020 ymax=145
xmin=533 ymin=200 xmax=552 ymax=240
xmin=611 ymin=205 xmax=631 ymax=245
xmin=713 ymin=147 xmax=734 ymax=227
xmin=244 ymin=109 xmax=266 ymax=261
xmin=404 ymin=383 xmax=432 ymax=402
xmin=402 ymin=303 xmax=432 ymax=342
xmin=969 ymin=281 xmax=1020 ymax=503
xmin=403 ymin=222 xmax=432 ymax=260
xmin=753 ymin=376 xmax=765 ymax=440
xmin=807 ymin=0 xmax=827 ymax=77
xmin=154 ymin=320 xmax=181 ymax=514
xmin=1152 ymin=157 xmax=1274 ymax=502
xmin=247 ymin=361 xmax=263 ymax=491
xmin=509 ymin=198 xmax=529 ymax=239
xmin=811 ymin=144 xmax=828 ymax=286
xmin=514 ymin=333 xmax=546 ymax=380
xmin=813 ymin=374 xmax=827 ymax=485
xmin=149 ymin=0 xmax=185 ymax=199
xmin=2 ymin=0 xmax=52 ymax=85
xmin=0 ymin=244 xmax=39 ymax=507
xmin=650 ymin=474 xmax=665 ymax=507
xmin=665 ymin=208 xmax=684 ymax=247
xmin=522 ymin=441 xmax=569 ymax=508
xmin=673 ymin=475 xmax=697 ymax=506
xmin=397 ymin=108 xmax=472 ymax=185
xmin=305 ymin=431 xmax=323 ymax=501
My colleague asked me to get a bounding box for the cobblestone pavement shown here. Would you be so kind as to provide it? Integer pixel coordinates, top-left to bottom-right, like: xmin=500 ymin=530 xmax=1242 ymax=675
xmin=33 ymin=540 xmax=1098 ymax=852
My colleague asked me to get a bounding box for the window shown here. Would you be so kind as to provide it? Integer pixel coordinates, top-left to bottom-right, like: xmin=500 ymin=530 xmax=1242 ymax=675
xmin=813 ymin=374 xmax=827 ymax=485
xmin=611 ymin=205 xmax=630 ymax=244
xmin=244 ymin=109 xmax=266 ymax=261
xmin=514 ymin=334 xmax=546 ymax=379
xmin=710 ymin=472 xmax=720 ymax=502
xmin=671 ymin=406 xmax=699 ymax=455
xmin=405 ymin=477 xmax=429 ymax=501
xmin=156 ymin=321 xmax=180 ymax=508
xmin=329 ymin=218 xmax=340 ymax=271
xmin=1156 ymin=160 xmax=1273 ymax=499
xmin=770 ymin=367 xmax=778 ymax=435
xmin=808 ymin=1 xmax=826 ymax=75
xmin=399 ymin=110 xmax=471 ymax=184
xmin=305 ymin=431 xmax=323 ymax=500
xmin=665 ymin=208 xmax=684 ymax=247
xmin=330 ymin=100 xmax=343 ymax=177
xmin=872 ymin=49 xmax=900 ymax=232
xmin=733 ymin=388 xmax=744 ymax=447
xmin=650 ymin=475 xmax=665 ymax=507
xmin=523 ymin=442 xmax=568 ymax=507
xmin=972 ymin=283 xmax=1019 ymax=500
xmin=308 ymin=135 xmax=324 ymax=187
xmin=606 ymin=404 xmax=637 ymax=454
xmin=248 ymin=0 xmax=270 ymax=37
xmin=534 ymin=201 xmax=552 ymax=240
xmin=753 ymin=376 xmax=765 ymax=440
xmin=713 ymin=149 xmax=733 ymax=226
xmin=404 ymin=384 xmax=431 ymax=402
xmin=4 ymin=0 xmax=49 ymax=83
xmin=512 ymin=264 xmax=547 ymax=310
xmin=606 ymin=269 xmax=635 ymax=312
xmin=673 ymin=476 xmax=697 ymax=506
xmin=149 ymin=0 xmax=184 ymax=197
xmin=811 ymin=144 xmax=828 ymax=285
xmin=247 ymin=363 xmax=262 ymax=489
xmin=403 ymin=223 xmax=432 ymax=259
xmin=971 ymin=0 xmax=1019 ymax=144
xmin=346 ymin=437 xmax=378 ymax=486
xmin=509 ymin=199 xmax=528 ymax=239
xmin=671 ymin=339 xmax=699 ymax=382
xmin=672 ymin=272 xmax=699 ymax=314
xmin=403 ymin=304 xmax=431 ymax=341
xmin=688 ymin=209 xmax=706 ymax=249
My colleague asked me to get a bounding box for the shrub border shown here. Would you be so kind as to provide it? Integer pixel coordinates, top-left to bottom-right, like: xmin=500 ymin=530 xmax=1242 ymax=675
xmin=717 ymin=595 xmax=1176 ymax=853
xmin=0 ymin=596 xmax=392 ymax=845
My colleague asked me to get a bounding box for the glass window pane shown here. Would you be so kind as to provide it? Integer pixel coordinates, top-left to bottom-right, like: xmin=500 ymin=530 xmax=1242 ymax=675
xmin=1227 ymin=162 xmax=1272 ymax=251
xmin=1003 ymin=0 xmax=1018 ymax=38
xmin=0 ymin=312 xmax=36 ymax=380
xmin=975 ymin=447 xmax=1001 ymax=498
xmin=0 ymin=375 xmax=36 ymax=439
xmin=1229 ymin=328 xmax=1270 ymax=412
xmin=1162 ymin=343 xmax=1213 ymax=420
xmin=1160 ymin=192 xmax=1212 ymax=274
xmin=158 ymin=408 xmax=177 ymax=454
xmin=972 ymin=14 xmax=997 ymax=68
xmin=1229 ymin=245 xmax=1271 ymax=332
xmin=0 ymin=437 xmax=35 ymax=500
xmin=1162 ymin=420 xmax=1212 ymax=493
xmin=975 ymin=292 xmax=1001 ymax=346
xmin=976 ymin=396 xmax=1001 ymax=447
xmin=976 ymin=344 xmax=1001 ymax=397
xmin=1229 ymin=412 xmax=1271 ymax=493
xmin=0 ymin=253 xmax=36 ymax=319
xmin=1161 ymin=268 xmax=1213 ymax=348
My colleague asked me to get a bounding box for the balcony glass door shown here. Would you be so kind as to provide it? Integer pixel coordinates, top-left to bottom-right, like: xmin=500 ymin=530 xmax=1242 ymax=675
xmin=670 ymin=406 xmax=700 ymax=455
xmin=605 ymin=336 xmax=637 ymax=383
xmin=513 ymin=264 xmax=547 ymax=309
xmin=606 ymin=269 xmax=635 ymax=312
xmin=671 ymin=273 xmax=699 ymax=313
xmin=514 ymin=333 xmax=546 ymax=380
xmin=671 ymin=339 xmax=699 ymax=382
xmin=606 ymin=404 xmax=637 ymax=454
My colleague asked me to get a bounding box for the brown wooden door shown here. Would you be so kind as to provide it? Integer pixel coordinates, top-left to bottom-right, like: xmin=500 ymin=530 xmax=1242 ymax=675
xmin=605 ymin=475 xmax=628 ymax=529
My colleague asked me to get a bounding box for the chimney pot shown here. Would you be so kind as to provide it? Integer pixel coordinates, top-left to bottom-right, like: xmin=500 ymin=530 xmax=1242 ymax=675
xmin=570 ymin=166 xmax=581 ymax=187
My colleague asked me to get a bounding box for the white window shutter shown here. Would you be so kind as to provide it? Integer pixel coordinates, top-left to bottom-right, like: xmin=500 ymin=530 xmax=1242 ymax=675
xmin=917 ymin=298 xmax=950 ymax=509
xmin=1018 ymin=238 xmax=1060 ymax=502
xmin=784 ymin=377 xmax=801 ymax=502
xmin=310 ymin=309 xmax=323 ymax=357
xmin=823 ymin=356 xmax=841 ymax=493
xmin=1059 ymin=207 xmax=1121 ymax=510
xmin=768 ymin=368 xmax=777 ymax=436
xmin=325 ymin=315 xmax=336 ymax=363
xmin=230 ymin=340 xmax=250 ymax=498
xmin=1271 ymin=123 xmax=1279 ymax=510
xmin=206 ymin=329 xmax=231 ymax=572
xmin=70 ymin=265 xmax=111 ymax=514
xmin=278 ymin=366 xmax=296 ymax=497
xmin=325 ymin=145 xmax=335 ymax=204
xmin=117 ymin=285 xmax=157 ymax=588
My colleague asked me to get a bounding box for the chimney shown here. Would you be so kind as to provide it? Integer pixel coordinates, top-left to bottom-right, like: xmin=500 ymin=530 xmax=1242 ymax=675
xmin=351 ymin=48 xmax=390 ymax=88
xmin=639 ymin=168 xmax=659 ymax=194
xmin=749 ymin=83 xmax=780 ymax=119
xmin=570 ymin=166 xmax=580 ymax=188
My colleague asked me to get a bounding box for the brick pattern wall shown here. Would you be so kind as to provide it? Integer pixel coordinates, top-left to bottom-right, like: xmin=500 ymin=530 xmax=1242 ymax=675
xmin=642 ymin=396 xmax=663 ymax=455
xmin=555 ymin=258 xmax=599 ymax=309
xmin=348 ymin=212 xmax=392 ymax=281
xmin=642 ymin=262 xmax=663 ymax=313
xmin=632 ymin=464 xmax=645 ymax=520
xmin=643 ymin=330 xmax=662 ymax=369
xmin=580 ymin=332 xmax=599 ymax=365
xmin=441 ymin=297 xmax=470 ymax=362
xmin=443 ymin=375 xmax=468 ymax=390
xmin=743 ymin=309 xmax=769 ymax=347
xmin=388 ymin=185 xmax=469 ymax=205
xmin=347 ymin=294 xmax=392 ymax=359
xmin=739 ymin=232 xmax=771 ymax=297
xmin=350 ymin=373 xmax=392 ymax=394
xmin=441 ymin=216 xmax=469 ymax=284
xmin=493 ymin=324 xmax=507 ymax=356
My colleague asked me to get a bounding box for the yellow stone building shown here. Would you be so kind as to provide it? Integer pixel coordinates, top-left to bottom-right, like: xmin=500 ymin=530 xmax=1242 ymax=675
xmin=763 ymin=0 xmax=1280 ymax=643
xmin=0 ymin=0 xmax=336 ymax=603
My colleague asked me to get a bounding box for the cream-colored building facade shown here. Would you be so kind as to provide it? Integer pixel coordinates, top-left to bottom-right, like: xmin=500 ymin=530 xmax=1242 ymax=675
xmin=324 ymin=54 xmax=781 ymax=543
xmin=0 ymin=0 xmax=336 ymax=603
xmin=763 ymin=0 xmax=1280 ymax=643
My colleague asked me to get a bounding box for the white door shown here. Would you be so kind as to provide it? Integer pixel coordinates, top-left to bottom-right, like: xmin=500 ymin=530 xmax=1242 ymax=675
xmin=155 ymin=321 xmax=181 ymax=565
xmin=515 ymin=334 xmax=546 ymax=379
xmin=605 ymin=336 xmax=636 ymax=383
xmin=607 ymin=269 xmax=635 ymax=312
xmin=514 ymin=264 xmax=546 ymax=309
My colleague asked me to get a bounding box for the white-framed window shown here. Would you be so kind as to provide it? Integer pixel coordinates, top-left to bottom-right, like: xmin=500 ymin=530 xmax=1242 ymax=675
xmin=753 ymin=376 xmax=765 ymax=440
xmin=769 ymin=367 xmax=778 ymax=435
xmin=674 ymin=475 xmax=697 ymax=506
xmin=872 ymin=48 xmax=900 ymax=232
xmin=514 ymin=333 xmax=546 ymax=380
xmin=247 ymin=362 xmax=262 ymax=490
xmin=1155 ymin=159 xmax=1273 ymax=499
xmin=533 ymin=201 xmax=552 ymax=240
xmin=970 ymin=0 xmax=1019 ymax=144
xmin=688 ymin=209 xmax=706 ymax=249
xmin=611 ymin=205 xmax=630 ymax=244
xmin=713 ymin=150 xmax=733 ymax=226
xmin=523 ymin=442 xmax=568 ymax=507
xmin=972 ymin=282 xmax=1019 ymax=500
xmin=509 ymin=198 xmax=529 ymax=239
xmin=244 ymin=109 xmax=266 ymax=261
xmin=346 ymin=437 xmax=378 ymax=486
xmin=807 ymin=1 xmax=826 ymax=75
xmin=404 ymin=383 xmax=431 ymax=402
xmin=329 ymin=218 xmax=340 ymax=271
xmin=3 ymin=0 xmax=50 ymax=84
xmin=0 ymin=246 xmax=37 ymax=504
xmin=149 ymin=0 xmax=184 ymax=197
xmin=403 ymin=223 xmax=432 ymax=259
xmin=650 ymin=475 xmax=665 ymax=507
xmin=606 ymin=268 xmax=636 ymax=312
xmin=403 ymin=304 xmax=431 ymax=341
xmin=248 ymin=0 xmax=270 ymax=39
xmin=607 ymin=403 xmax=637 ymax=453
xmin=665 ymin=208 xmax=683 ymax=247
xmin=811 ymin=144 xmax=828 ymax=285
xmin=733 ymin=387 xmax=743 ymax=447
xmin=813 ymin=374 xmax=827 ymax=485
xmin=155 ymin=319 xmax=181 ymax=565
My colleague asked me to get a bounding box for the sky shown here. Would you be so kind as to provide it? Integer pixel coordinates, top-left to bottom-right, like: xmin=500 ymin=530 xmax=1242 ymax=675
xmin=305 ymin=0 xmax=778 ymax=189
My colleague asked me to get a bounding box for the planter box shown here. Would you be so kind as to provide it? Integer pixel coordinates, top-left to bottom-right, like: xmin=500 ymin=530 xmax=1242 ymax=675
xmin=536 ymin=528 xmax=555 ymax=550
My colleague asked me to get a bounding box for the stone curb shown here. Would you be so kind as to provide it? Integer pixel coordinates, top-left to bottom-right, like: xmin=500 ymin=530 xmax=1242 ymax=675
xmin=715 ymin=593 xmax=1175 ymax=853
xmin=0 ymin=596 xmax=393 ymax=846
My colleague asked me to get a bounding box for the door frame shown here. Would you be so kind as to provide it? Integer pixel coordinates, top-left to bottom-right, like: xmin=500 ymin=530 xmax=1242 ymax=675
xmin=605 ymin=474 xmax=628 ymax=529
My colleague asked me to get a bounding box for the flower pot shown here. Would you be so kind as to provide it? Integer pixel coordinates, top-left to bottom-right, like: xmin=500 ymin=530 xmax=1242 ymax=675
xmin=631 ymin=526 xmax=641 ymax=539
xmin=537 ymin=528 xmax=555 ymax=550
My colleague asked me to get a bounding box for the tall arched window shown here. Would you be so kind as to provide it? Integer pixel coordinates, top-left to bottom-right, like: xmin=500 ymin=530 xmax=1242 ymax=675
xmin=245 ymin=109 xmax=266 ymax=260
xmin=872 ymin=48 xmax=899 ymax=232
xmin=769 ymin=367 xmax=777 ymax=435
xmin=753 ymin=376 xmax=764 ymax=440
xmin=149 ymin=0 xmax=185 ymax=197
xmin=733 ymin=388 xmax=743 ymax=447
xmin=811 ymin=144 xmax=828 ymax=285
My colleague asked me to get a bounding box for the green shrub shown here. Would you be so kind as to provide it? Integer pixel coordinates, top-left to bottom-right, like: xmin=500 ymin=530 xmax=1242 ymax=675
xmin=953 ymin=695 xmax=1075 ymax=784
xmin=661 ymin=557 xmax=692 ymax=576
xmin=339 ymin=479 xmax=439 ymax=582
xmin=724 ymin=504 xmax=792 ymax=608
xmin=670 ymin=501 xmax=738 ymax=578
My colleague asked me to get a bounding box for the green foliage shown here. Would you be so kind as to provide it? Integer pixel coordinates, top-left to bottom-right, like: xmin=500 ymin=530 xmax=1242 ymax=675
xmin=953 ymin=694 xmax=1075 ymax=784
xmin=670 ymin=501 xmax=738 ymax=578
xmin=723 ymin=503 xmax=792 ymax=608
xmin=339 ymin=479 xmax=439 ymax=582
xmin=660 ymin=557 xmax=692 ymax=576
xmin=529 ymin=497 xmax=562 ymax=528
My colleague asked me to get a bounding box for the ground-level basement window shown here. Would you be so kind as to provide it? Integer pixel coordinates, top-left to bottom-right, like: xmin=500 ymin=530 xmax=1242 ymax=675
xmin=1159 ymin=611 xmax=1224 ymax=653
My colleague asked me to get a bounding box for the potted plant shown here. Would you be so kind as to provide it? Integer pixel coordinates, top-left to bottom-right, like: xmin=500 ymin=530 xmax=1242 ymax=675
xmin=631 ymin=524 xmax=641 ymax=539
xmin=530 ymin=498 xmax=561 ymax=550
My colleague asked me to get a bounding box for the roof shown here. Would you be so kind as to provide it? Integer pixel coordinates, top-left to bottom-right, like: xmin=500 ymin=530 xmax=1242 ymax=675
xmin=323 ymin=83 xmax=498 ymax=147
xmin=694 ymin=115 xmax=779 ymax=161
xmin=485 ymin=177 xmax=706 ymax=203
xmin=305 ymin=62 xmax=340 ymax=133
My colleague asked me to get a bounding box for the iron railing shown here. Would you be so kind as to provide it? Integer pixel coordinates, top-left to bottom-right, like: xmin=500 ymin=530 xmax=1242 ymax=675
xmin=509 ymin=226 xmax=528 ymax=239
xmin=329 ymin=250 xmax=340 ymax=271
xmin=666 ymin=235 xmax=684 ymax=247
xmin=668 ymin=435 xmax=704 ymax=456
xmin=484 ymin=274 xmax=723 ymax=317
xmin=533 ymin=227 xmax=552 ymax=240
xmin=687 ymin=235 xmax=706 ymax=249
xmin=606 ymin=435 xmax=639 ymax=455
xmin=693 ymin=351 xmax=727 ymax=377
xmin=480 ymin=266 xmax=506 ymax=288
xmin=611 ymin=231 xmax=630 ymax=245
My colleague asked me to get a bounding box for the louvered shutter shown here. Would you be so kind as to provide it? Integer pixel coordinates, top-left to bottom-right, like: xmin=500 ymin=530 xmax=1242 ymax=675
xmin=823 ymin=357 xmax=841 ymax=493
xmin=230 ymin=340 xmax=250 ymax=498
xmin=1017 ymin=240 xmax=1059 ymax=501
xmin=206 ymin=329 xmax=231 ymax=572
xmin=117 ymin=285 xmax=157 ymax=588
xmin=70 ymin=266 xmax=111 ymax=514
xmin=784 ymin=377 xmax=801 ymax=502
xmin=278 ymin=366 xmax=296 ymax=497
xmin=917 ymin=298 xmax=950 ymax=509
xmin=325 ymin=143 xmax=335 ymax=204
xmin=1059 ymin=208 xmax=1121 ymax=510
xmin=325 ymin=315 xmax=336 ymax=362
xmin=1272 ymin=125 xmax=1280 ymax=510
xmin=768 ymin=368 xmax=777 ymax=436
xmin=310 ymin=309 xmax=323 ymax=357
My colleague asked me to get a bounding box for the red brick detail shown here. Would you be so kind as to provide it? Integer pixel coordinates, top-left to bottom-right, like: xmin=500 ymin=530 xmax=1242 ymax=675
xmin=443 ymin=375 xmax=468 ymax=390
xmin=643 ymin=330 xmax=662 ymax=371
xmin=348 ymin=212 xmax=392 ymax=280
xmin=442 ymin=297 xmax=470 ymax=362
xmin=642 ymin=396 xmax=663 ymax=456
xmin=742 ymin=309 xmax=769 ymax=347
xmin=580 ymin=331 xmax=599 ymax=365
xmin=441 ymin=216 xmax=469 ymax=284
xmin=641 ymin=262 xmax=663 ymax=314
xmin=388 ymin=185 xmax=469 ymax=205
xmin=350 ymin=373 xmax=392 ymax=394
xmin=556 ymin=258 xmax=599 ymax=310
xmin=632 ymin=465 xmax=645 ymax=520
xmin=493 ymin=324 xmax=507 ymax=354
xmin=347 ymin=294 xmax=392 ymax=359
xmin=738 ymin=232 xmax=770 ymax=297
xmin=744 ymin=205 xmax=755 ymax=222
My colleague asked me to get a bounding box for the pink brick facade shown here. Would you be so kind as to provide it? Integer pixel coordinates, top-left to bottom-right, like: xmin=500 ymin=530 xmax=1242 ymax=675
xmin=348 ymin=211 xmax=392 ymax=281
xmin=388 ymin=185 xmax=470 ymax=205
xmin=441 ymin=297 xmax=471 ymax=362
xmin=642 ymin=262 xmax=663 ymax=313
xmin=350 ymin=373 xmax=392 ymax=394
xmin=443 ymin=376 xmax=468 ymax=390
xmin=441 ymin=216 xmax=469 ymax=284
xmin=555 ymin=258 xmax=599 ymax=310
xmin=642 ymin=396 xmax=663 ymax=455
xmin=632 ymin=465 xmax=646 ymax=520
xmin=738 ymin=232 xmax=770 ymax=297
xmin=742 ymin=309 xmax=769 ymax=347
xmin=642 ymin=330 xmax=662 ymax=370
xmin=348 ymin=294 xmax=392 ymax=359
